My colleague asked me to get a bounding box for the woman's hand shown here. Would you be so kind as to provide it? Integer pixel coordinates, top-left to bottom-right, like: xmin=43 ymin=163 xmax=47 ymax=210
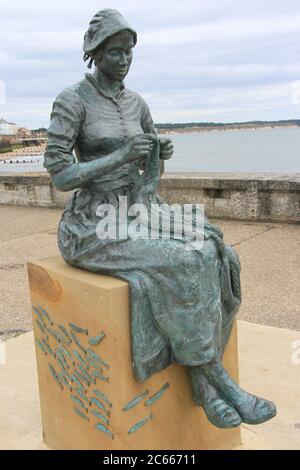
xmin=159 ymin=137 xmax=174 ymax=160
xmin=122 ymin=134 xmax=156 ymax=163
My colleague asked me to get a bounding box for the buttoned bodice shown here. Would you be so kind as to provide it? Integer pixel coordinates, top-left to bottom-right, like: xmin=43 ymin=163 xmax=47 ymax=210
xmin=44 ymin=73 xmax=156 ymax=178
xmin=76 ymin=74 xmax=148 ymax=160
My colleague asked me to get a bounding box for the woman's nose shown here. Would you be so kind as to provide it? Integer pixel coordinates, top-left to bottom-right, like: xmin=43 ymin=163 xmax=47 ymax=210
xmin=119 ymin=52 xmax=128 ymax=65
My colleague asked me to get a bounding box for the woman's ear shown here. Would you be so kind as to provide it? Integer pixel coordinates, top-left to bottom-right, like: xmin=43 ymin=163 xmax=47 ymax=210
xmin=94 ymin=47 xmax=103 ymax=66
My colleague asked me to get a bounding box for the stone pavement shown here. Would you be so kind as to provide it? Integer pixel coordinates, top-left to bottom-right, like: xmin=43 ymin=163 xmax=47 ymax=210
xmin=0 ymin=204 xmax=299 ymax=341
xmin=0 ymin=204 xmax=299 ymax=450
xmin=0 ymin=321 xmax=299 ymax=450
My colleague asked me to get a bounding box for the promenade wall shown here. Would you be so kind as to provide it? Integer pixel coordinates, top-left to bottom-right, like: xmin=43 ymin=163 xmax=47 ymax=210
xmin=0 ymin=172 xmax=299 ymax=222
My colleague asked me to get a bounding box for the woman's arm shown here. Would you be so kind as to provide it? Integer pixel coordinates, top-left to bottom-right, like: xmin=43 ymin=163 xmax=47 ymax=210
xmin=45 ymin=88 xmax=153 ymax=191
xmin=140 ymin=97 xmax=170 ymax=176
xmin=51 ymin=149 xmax=125 ymax=191
xmin=51 ymin=137 xmax=153 ymax=192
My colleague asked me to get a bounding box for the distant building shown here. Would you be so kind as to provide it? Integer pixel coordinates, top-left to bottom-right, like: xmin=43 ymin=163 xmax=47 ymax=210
xmin=0 ymin=134 xmax=12 ymax=145
xmin=17 ymin=127 xmax=32 ymax=138
xmin=0 ymin=118 xmax=18 ymax=136
xmin=31 ymin=130 xmax=47 ymax=139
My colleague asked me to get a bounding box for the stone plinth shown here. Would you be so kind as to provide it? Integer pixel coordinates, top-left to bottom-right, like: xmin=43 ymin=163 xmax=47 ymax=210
xmin=27 ymin=256 xmax=241 ymax=450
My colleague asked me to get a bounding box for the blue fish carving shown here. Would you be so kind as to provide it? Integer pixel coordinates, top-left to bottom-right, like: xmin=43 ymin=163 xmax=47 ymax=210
xmin=70 ymin=332 xmax=87 ymax=354
xmin=58 ymin=324 xmax=72 ymax=344
xmin=93 ymin=389 xmax=112 ymax=408
xmin=88 ymin=331 xmax=106 ymax=346
xmin=128 ymin=414 xmax=153 ymax=435
xmin=90 ymin=408 xmax=110 ymax=426
xmin=95 ymin=423 xmax=114 ymax=440
xmin=90 ymin=397 xmax=110 ymax=417
xmin=74 ymin=406 xmax=89 ymax=421
xmin=69 ymin=322 xmax=88 ymax=335
xmin=38 ymin=304 xmax=54 ymax=325
xmin=144 ymin=383 xmax=170 ymax=407
xmin=122 ymin=390 xmax=149 ymax=411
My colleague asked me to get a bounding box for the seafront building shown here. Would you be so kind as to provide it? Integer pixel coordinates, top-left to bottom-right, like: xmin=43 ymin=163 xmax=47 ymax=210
xmin=0 ymin=118 xmax=18 ymax=138
xmin=0 ymin=118 xmax=46 ymax=160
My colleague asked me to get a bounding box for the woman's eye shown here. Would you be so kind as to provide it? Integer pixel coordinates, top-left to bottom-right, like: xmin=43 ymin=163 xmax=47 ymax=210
xmin=109 ymin=49 xmax=119 ymax=56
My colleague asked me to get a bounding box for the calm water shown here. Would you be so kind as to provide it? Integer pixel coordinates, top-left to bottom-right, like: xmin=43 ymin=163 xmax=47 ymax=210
xmin=0 ymin=127 xmax=299 ymax=173
xmin=164 ymin=127 xmax=300 ymax=172
xmin=0 ymin=155 xmax=45 ymax=173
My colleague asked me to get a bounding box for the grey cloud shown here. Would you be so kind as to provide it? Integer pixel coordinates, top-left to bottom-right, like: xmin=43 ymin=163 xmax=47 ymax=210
xmin=0 ymin=0 xmax=299 ymax=127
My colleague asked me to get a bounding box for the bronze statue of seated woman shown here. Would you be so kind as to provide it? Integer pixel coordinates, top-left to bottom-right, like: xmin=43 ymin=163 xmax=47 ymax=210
xmin=44 ymin=9 xmax=276 ymax=429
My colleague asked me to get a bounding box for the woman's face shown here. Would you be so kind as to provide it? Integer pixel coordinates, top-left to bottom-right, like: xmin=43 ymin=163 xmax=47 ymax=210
xmin=97 ymin=31 xmax=135 ymax=82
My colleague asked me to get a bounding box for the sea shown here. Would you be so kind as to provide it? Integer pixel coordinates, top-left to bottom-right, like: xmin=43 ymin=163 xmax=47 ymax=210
xmin=0 ymin=127 xmax=299 ymax=173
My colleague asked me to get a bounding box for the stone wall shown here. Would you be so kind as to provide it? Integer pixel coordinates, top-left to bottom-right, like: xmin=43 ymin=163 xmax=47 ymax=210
xmin=158 ymin=173 xmax=300 ymax=222
xmin=0 ymin=173 xmax=71 ymax=208
xmin=0 ymin=172 xmax=299 ymax=222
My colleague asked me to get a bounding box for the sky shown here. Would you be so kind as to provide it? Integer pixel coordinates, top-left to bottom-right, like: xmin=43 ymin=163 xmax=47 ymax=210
xmin=0 ymin=0 xmax=300 ymax=128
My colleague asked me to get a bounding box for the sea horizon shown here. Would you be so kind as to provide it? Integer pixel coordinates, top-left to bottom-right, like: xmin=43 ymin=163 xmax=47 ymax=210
xmin=0 ymin=126 xmax=299 ymax=174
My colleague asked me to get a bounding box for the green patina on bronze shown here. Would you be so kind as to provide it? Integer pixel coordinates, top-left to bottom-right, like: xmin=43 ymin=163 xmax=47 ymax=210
xmin=73 ymin=350 xmax=89 ymax=369
xmin=70 ymin=395 xmax=88 ymax=412
xmin=70 ymin=332 xmax=87 ymax=354
xmin=32 ymin=306 xmax=46 ymax=327
xmin=95 ymin=422 xmax=114 ymax=440
xmin=86 ymin=357 xmax=104 ymax=372
xmin=38 ymin=305 xmax=54 ymax=326
xmin=86 ymin=348 xmax=109 ymax=369
xmin=58 ymin=345 xmax=72 ymax=361
xmin=44 ymin=326 xmax=61 ymax=345
xmin=58 ymin=372 xmax=70 ymax=389
xmin=90 ymin=397 xmax=111 ymax=417
xmin=56 ymin=348 xmax=69 ymax=369
xmin=93 ymin=389 xmax=112 ymax=408
xmin=144 ymin=383 xmax=169 ymax=407
xmin=122 ymin=390 xmax=149 ymax=412
xmin=88 ymin=331 xmax=106 ymax=346
xmin=35 ymin=338 xmax=47 ymax=356
xmin=70 ymin=374 xmax=86 ymax=393
xmin=91 ymin=370 xmax=110 ymax=383
xmin=128 ymin=414 xmax=153 ymax=435
xmin=56 ymin=357 xmax=67 ymax=372
xmin=35 ymin=319 xmax=47 ymax=336
xmin=90 ymin=408 xmax=110 ymax=426
xmin=77 ymin=364 xmax=94 ymax=384
xmin=42 ymin=339 xmax=56 ymax=359
xmin=44 ymin=8 xmax=277 ymax=428
xmin=74 ymin=406 xmax=89 ymax=421
xmin=37 ymin=311 xmax=118 ymax=432
xmin=74 ymin=370 xmax=90 ymax=388
xmin=58 ymin=324 xmax=72 ymax=344
xmin=74 ymin=368 xmax=90 ymax=387
xmin=49 ymin=363 xmax=63 ymax=390
xmin=74 ymin=387 xmax=89 ymax=404
xmin=60 ymin=368 xmax=71 ymax=384
xmin=69 ymin=323 xmax=89 ymax=335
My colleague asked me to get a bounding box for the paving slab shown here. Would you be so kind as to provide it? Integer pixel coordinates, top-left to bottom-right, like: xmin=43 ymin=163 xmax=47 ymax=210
xmin=0 ymin=205 xmax=299 ymax=341
xmin=0 ymin=321 xmax=299 ymax=450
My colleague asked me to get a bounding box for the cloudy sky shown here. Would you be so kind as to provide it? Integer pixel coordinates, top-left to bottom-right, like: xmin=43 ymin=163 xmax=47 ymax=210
xmin=0 ymin=0 xmax=300 ymax=128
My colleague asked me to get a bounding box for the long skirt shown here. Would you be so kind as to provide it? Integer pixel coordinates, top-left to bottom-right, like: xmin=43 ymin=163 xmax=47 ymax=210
xmin=58 ymin=183 xmax=241 ymax=383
